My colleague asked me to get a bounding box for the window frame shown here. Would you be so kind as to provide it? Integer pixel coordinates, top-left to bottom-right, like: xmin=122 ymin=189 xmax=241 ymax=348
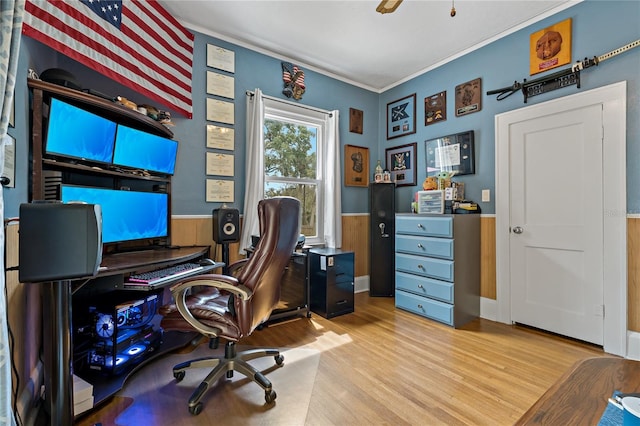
xmin=263 ymin=99 xmax=327 ymax=245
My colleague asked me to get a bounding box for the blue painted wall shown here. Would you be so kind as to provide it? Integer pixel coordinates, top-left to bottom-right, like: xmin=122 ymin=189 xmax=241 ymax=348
xmin=379 ymin=0 xmax=640 ymax=214
xmin=6 ymin=0 xmax=639 ymax=219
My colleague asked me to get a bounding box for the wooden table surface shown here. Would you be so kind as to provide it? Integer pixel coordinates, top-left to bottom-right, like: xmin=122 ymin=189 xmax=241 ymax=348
xmin=516 ymin=357 xmax=640 ymax=425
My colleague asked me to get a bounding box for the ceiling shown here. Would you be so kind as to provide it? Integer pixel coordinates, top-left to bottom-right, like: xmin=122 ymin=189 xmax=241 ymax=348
xmin=158 ymin=0 xmax=580 ymax=92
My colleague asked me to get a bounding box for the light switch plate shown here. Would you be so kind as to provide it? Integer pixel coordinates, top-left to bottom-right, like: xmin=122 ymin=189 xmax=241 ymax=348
xmin=482 ymin=189 xmax=490 ymax=202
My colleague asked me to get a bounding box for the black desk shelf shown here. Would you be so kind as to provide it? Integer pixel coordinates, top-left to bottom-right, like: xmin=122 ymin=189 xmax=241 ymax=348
xmin=76 ymin=329 xmax=199 ymax=412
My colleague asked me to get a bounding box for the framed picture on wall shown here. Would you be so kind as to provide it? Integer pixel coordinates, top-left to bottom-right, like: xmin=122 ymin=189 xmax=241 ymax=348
xmin=455 ymin=78 xmax=482 ymax=117
xmin=344 ymin=144 xmax=369 ymax=187
xmin=385 ymin=142 xmax=417 ymax=187
xmin=529 ymin=18 xmax=572 ymax=75
xmin=386 ymin=94 xmax=416 ymax=140
xmin=425 ymin=130 xmax=475 ymax=176
xmin=425 ymin=91 xmax=446 ymax=126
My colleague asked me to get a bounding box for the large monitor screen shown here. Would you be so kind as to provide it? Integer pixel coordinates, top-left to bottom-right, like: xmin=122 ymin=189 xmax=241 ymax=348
xmin=60 ymin=185 xmax=168 ymax=244
xmin=113 ymin=124 xmax=178 ymax=175
xmin=45 ymin=98 xmax=117 ymax=165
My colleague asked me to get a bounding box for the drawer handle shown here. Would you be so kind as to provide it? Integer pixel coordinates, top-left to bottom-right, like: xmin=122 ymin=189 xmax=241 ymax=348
xmin=417 ymin=304 xmax=423 ymax=309
xmin=417 ymin=284 xmax=424 ymax=289
xmin=417 ymin=243 xmax=424 ymax=249
xmin=417 ymin=223 xmax=424 ymax=229
xmin=417 ymin=264 xmax=425 ymax=271
xmin=336 ymin=300 xmax=348 ymax=305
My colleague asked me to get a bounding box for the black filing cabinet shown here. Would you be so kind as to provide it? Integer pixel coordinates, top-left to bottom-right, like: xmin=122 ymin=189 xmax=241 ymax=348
xmin=309 ymin=248 xmax=354 ymax=318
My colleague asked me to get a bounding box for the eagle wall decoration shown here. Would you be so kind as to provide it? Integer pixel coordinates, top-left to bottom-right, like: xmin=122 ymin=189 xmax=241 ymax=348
xmin=282 ymin=62 xmax=306 ymax=100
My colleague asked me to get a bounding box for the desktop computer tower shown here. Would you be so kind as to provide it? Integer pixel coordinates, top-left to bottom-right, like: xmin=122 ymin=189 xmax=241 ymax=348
xmin=369 ymin=183 xmax=395 ymax=296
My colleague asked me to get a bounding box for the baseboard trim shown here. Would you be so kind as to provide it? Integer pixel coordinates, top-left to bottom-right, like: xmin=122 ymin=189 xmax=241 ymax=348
xmin=355 ymin=276 xmax=369 ymax=294
xmin=627 ymin=331 xmax=640 ymax=360
xmin=480 ymin=297 xmax=498 ymax=322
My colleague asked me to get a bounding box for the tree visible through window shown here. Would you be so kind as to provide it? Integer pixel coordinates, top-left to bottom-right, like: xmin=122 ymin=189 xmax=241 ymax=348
xmin=263 ymin=117 xmax=322 ymax=241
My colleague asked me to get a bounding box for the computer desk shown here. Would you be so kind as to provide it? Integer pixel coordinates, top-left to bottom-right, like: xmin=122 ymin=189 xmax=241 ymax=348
xmin=515 ymin=357 xmax=640 ymax=424
xmin=41 ymin=246 xmax=219 ymax=425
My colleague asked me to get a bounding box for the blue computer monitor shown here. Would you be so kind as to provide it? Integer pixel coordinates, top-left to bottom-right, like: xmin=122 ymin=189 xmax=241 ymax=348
xmin=60 ymin=185 xmax=169 ymax=244
xmin=45 ymin=98 xmax=117 ymax=165
xmin=113 ymin=124 xmax=178 ymax=175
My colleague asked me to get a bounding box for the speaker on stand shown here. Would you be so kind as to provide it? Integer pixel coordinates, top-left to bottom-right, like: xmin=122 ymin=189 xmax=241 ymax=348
xmin=212 ymin=206 xmax=240 ymax=274
xmin=19 ymin=202 xmax=104 ymax=426
xmin=369 ymin=183 xmax=395 ymax=296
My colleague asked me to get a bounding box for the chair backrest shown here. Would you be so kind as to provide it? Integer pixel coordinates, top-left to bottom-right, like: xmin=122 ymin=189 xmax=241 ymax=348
xmin=234 ymin=197 xmax=301 ymax=335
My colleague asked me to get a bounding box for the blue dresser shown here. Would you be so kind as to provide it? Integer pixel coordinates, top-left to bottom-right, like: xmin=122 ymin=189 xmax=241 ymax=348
xmin=395 ymin=214 xmax=480 ymax=327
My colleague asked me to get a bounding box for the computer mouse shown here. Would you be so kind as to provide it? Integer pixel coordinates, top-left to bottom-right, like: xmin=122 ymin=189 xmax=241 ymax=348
xmin=199 ymin=258 xmax=216 ymax=266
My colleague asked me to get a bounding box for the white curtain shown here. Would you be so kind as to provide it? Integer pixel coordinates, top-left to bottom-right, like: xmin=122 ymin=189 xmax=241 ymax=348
xmin=324 ymin=110 xmax=342 ymax=248
xmin=241 ymin=91 xmax=342 ymax=251
xmin=0 ymin=1 xmax=23 ymax=425
xmin=239 ymin=88 xmax=265 ymax=254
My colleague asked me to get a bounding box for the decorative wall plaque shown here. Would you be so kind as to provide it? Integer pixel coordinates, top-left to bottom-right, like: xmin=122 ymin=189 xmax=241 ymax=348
xmin=455 ymin=78 xmax=482 ymax=117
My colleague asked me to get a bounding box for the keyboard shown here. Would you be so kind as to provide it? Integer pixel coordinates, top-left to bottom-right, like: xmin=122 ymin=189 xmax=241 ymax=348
xmin=126 ymin=262 xmax=204 ymax=287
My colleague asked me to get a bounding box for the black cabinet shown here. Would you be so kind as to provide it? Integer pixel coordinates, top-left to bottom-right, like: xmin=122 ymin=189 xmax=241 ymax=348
xmin=309 ymin=248 xmax=354 ymax=318
xmin=369 ymin=183 xmax=395 ymax=296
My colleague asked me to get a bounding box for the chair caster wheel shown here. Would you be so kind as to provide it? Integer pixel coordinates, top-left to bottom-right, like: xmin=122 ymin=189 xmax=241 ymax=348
xmin=189 ymin=402 xmax=203 ymax=415
xmin=174 ymin=371 xmax=185 ymax=381
xmin=265 ymin=389 xmax=277 ymax=403
xmin=275 ymin=354 xmax=284 ymax=365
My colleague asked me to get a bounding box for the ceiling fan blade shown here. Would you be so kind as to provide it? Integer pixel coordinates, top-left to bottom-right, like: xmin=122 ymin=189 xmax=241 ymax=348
xmin=376 ymin=0 xmax=403 ymax=14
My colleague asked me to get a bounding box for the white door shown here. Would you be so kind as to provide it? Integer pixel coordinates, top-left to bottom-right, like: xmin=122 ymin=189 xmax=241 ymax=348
xmin=509 ymin=104 xmax=604 ymax=345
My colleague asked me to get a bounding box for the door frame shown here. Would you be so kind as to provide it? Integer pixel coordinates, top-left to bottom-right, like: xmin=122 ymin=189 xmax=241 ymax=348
xmin=495 ymin=82 xmax=627 ymax=357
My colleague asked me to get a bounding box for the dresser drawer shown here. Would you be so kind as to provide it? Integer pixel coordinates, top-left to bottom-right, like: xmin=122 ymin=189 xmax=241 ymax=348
xmin=395 ymin=253 xmax=454 ymax=282
xmin=395 ymin=271 xmax=453 ymax=303
xmin=395 ymin=234 xmax=454 ymax=260
xmin=395 ymin=290 xmax=453 ymax=326
xmin=396 ymin=215 xmax=453 ymax=238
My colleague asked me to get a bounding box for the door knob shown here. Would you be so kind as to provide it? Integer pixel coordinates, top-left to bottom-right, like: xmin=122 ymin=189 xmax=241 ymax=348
xmin=512 ymin=226 xmax=524 ymax=234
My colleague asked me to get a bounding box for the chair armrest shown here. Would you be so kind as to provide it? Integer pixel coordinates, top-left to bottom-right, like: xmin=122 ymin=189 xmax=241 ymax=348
xmin=169 ymin=274 xmax=254 ymax=339
xmin=170 ymin=274 xmax=253 ymax=301
xmin=227 ymin=258 xmax=249 ymax=276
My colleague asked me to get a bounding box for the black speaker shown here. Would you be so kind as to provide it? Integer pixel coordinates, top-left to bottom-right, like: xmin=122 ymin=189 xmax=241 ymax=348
xmin=369 ymin=183 xmax=395 ymax=296
xmin=212 ymin=207 xmax=240 ymax=243
xmin=19 ymin=202 xmax=103 ymax=283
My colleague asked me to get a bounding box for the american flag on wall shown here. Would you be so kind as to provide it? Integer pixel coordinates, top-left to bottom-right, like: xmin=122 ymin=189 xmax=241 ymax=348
xmin=23 ymin=0 xmax=194 ymax=118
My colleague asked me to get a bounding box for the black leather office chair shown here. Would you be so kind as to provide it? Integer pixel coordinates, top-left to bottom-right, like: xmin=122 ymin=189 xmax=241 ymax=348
xmin=159 ymin=197 xmax=301 ymax=415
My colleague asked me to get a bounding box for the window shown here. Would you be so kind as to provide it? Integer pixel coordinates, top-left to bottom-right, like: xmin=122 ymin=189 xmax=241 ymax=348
xmin=263 ymin=99 xmax=327 ymax=245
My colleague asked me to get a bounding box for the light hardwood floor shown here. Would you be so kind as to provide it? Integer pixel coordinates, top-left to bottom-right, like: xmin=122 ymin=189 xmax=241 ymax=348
xmin=77 ymin=292 xmax=608 ymax=425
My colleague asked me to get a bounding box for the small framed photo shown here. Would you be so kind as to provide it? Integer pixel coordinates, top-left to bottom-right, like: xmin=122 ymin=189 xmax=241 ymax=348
xmin=455 ymin=78 xmax=482 ymax=117
xmin=349 ymin=108 xmax=363 ymax=134
xmin=344 ymin=144 xmax=369 ymax=187
xmin=386 ymin=94 xmax=416 ymax=140
xmin=425 ymin=91 xmax=446 ymax=126
xmin=385 ymin=142 xmax=417 ymax=187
